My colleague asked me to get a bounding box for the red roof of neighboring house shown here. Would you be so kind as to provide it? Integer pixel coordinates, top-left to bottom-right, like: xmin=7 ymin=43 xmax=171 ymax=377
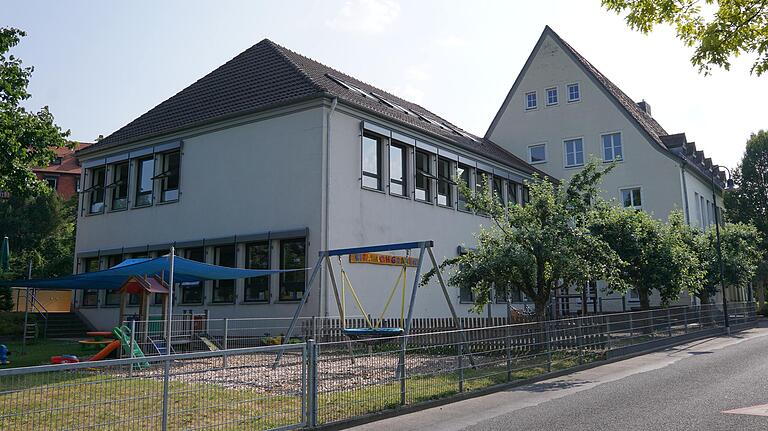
xmin=33 ymin=142 xmax=92 ymax=175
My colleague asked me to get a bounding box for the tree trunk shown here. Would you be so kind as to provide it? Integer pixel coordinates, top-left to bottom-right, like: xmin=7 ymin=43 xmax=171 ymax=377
xmin=698 ymin=291 xmax=712 ymax=305
xmin=638 ymin=289 xmax=651 ymax=310
xmin=534 ymin=300 xmax=548 ymax=322
xmin=758 ymin=281 xmax=766 ymax=309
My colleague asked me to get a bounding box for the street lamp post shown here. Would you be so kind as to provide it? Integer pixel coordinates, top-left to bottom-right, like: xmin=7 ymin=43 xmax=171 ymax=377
xmin=711 ymin=166 xmax=733 ymax=335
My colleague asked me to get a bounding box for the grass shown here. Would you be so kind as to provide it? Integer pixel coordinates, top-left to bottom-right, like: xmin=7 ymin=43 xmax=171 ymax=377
xmin=0 ymin=349 xmax=605 ymax=430
xmin=1 ymin=339 xmax=83 ymax=368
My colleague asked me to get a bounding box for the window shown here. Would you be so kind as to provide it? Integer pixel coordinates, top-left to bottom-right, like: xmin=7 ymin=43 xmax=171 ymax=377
xmin=508 ymin=181 xmax=519 ymax=205
xmin=104 ymin=256 xmax=123 ymax=306
xmin=181 ymin=247 xmax=205 ymax=304
xmin=567 ymin=83 xmax=580 ymax=102
xmin=460 ymin=285 xmax=474 ymax=303
xmin=415 ymin=150 xmax=434 ymax=202
xmin=437 ymin=157 xmax=453 ymax=207
xmin=82 ymin=258 xmax=100 ymax=307
xmin=528 ymin=144 xmax=546 ymax=164
xmin=362 ymin=134 xmax=382 ymax=190
xmin=212 ymin=245 xmax=236 ymax=303
xmin=127 ymin=253 xmax=148 ymax=305
xmin=546 ymin=87 xmax=558 ymax=106
xmin=493 ymin=176 xmax=505 ymax=206
xmin=621 ymin=187 xmax=642 ymax=209
xmin=279 ymin=238 xmax=306 ymax=301
xmin=389 ymin=143 xmax=407 ymax=196
xmin=110 ymin=162 xmax=129 ymax=210
xmin=135 ymin=157 xmax=154 ymax=207
xmin=52 ymin=157 xmax=63 ymax=165
xmin=75 ymin=177 xmax=81 ymax=193
xmin=699 ymin=195 xmax=707 ymax=227
xmin=496 ymin=285 xmax=523 ymax=303
xmin=564 ymin=138 xmax=584 ymax=167
xmin=245 ymin=242 xmax=270 ymax=303
xmin=602 ymin=133 xmax=623 ymax=162
xmin=457 ymin=163 xmax=472 ymax=211
xmin=521 ymin=185 xmax=530 ymax=205
xmin=525 ymin=91 xmax=537 ymax=110
xmin=707 ymin=200 xmax=714 ymax=226
xmin=44 ymin=176 xmax=58 ymax=190
xmin=158 ymin=151 xmax=180 ymax=202
xmin=89 ymin=166 xmax=106 ymax=213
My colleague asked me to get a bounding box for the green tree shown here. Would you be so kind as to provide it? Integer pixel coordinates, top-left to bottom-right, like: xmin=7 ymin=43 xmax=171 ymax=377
xmin=725 ymin=130 xmax=768 ymax=305
xmin=695 ymin=222 xmax=764 ymax=303
xmin=0 ymin=191 xmax=76 ymax=310
xmin=1 ymin=27 xmax=71 ymax=197
xmin=591 ymin=208 xmax=703 ymax=309
xmin=423 ymin=160 xmax=627 ymax=320
xmin=601 ymin=0 xmax=768 ymax=75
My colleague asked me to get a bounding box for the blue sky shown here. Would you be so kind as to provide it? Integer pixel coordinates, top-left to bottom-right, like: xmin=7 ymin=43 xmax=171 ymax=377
xmin=5 ymin=0 xmax=766 ymax=169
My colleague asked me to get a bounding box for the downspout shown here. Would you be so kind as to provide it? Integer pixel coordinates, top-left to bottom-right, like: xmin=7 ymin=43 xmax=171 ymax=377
xmin=323 ymin=97 xmax=338 ymax=317
xmin=679 ymin=160 xmax=691 ymax=225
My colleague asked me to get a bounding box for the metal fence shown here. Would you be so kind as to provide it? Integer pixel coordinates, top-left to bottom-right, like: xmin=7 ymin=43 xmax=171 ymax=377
xmin=1 ymin=302 xmax=757 ymax=430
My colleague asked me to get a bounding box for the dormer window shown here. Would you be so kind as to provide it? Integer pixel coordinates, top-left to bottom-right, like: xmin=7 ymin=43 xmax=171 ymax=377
xmin=567 ymin=83 xmax=580 ymax=102
xmin=525 ymin=91 xmax=537 ymax=110
xmin=546 ymin=87 xmax=558 ymax=106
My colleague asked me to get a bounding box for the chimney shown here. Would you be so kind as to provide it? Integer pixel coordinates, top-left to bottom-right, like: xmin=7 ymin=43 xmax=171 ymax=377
xmin=637 ymin=100 xmax=651 ymax=116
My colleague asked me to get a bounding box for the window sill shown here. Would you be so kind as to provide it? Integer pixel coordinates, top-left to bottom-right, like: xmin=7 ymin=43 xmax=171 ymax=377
xmin=179 ymin=302 xmax=204 ymax=306
xmin=208 ymin=301 xmax=236 ymax=306
xmin=564 ymin=164 xmax=585 ymax=170
xmin=276 ymin=299 xmax=303 ymax=304
xmin=133 ymin=203 xmax=153 ymax=210
xmin=524 ymin=107 xmax=538 ymax=112
xmin=457 ymin=207 xmax=473 ymax=215
xmin=567 ymin=99 xmax=581 ymax=104
xmin=414 ymin=197 xmax=433 ymax=205
xmin=546 ymin=103 xmax=559 ymax=107
xmin=437 ymin=203 xmax=455 ymax=210
xmin=107 ymin=207 xmax=128 ymax=214
xmin=362 ymin=186 xmax=386 ymax=194
xmin=79 ymin=305 xmax=99 ymax=308
xmin=157 ymin=198 xmax=179 ymax=206
xmin=529 ymin=160 xmax=547 ymax=165
xmin=389 ymin=191 xmax=410 ymax=200
xmin=85 ymin=210 xmax=104 ymax=217
xmin=102 ymin=304 xmax=122 ymax=308
xmin=240 ymin=300 xmax=270 ymax=305
xmin=603 ymin=159 xmax=624 ymax=164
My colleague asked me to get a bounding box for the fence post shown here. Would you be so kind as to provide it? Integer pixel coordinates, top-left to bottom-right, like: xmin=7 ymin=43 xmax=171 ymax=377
xmin=667 ymin=308 xmax=672 ymax=337
xmin=505 ymin=324 xmax=512 ymax=381
xmin=546 ymin=321 xmax=552 ymax=372
xmin=306 ymin=339 xmax=318 ymax=427
xmin=129 ymin=319 xmax=136 ymax=376
xmin=457 ymin=342 xmax=464 ymax=393
xmin=161 ymin=356 xmax=171 ymax=431
xmin=698 ymin=306 xmax=703 ymax=329
xmin=628 ymin=312 xmax=634 ymax=339
xmin=223 ymin=318 xmax=229 ymax=369
xmin=399 ymin=336 xmax=406 ymax=406
xmin=576 ymin=318 xmax=584 ymax=365
xmin=683 ymin=308 xmax=688 ymax=334
xmin=604 ymin=315 xmax=611 ymax=351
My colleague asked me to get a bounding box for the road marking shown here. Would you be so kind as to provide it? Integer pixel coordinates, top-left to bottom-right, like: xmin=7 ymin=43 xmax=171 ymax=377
xmin=723 ymin=403 xmax=768 ymax=417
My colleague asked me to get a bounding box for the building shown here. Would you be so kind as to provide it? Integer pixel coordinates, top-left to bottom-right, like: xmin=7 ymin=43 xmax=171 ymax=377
xmin=73 ymin=39 xmax=548 ymax=330
xmin=34 ymin=142 xmax=92 ymax=200
xmin=485 ymin=26 xmax=733 ymax=310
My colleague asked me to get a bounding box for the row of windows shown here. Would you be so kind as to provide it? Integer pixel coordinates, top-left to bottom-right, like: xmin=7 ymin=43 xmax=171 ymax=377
xmin=362 ymin=132 xmax=530 ymax=210
xmin=525 ymin=83 xmax=581 ymax=110
xmin=78 ymin=238 xmax=307 ymax=307
xmin=527 ymin=132 xmax=623 ymax=167
xmin=84 ymin=150 xmax=180 ymax=215
xmin=694 ymin=192 xmax=721 ymax=230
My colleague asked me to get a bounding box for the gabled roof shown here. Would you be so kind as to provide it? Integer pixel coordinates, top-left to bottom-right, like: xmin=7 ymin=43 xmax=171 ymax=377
xmin=34 ymin=142 xmax=91 ymax=175
xmin=80 ymin=40 xmax=545 ymax=178
xmin=486 ymin=26 xmax=725 ymax=189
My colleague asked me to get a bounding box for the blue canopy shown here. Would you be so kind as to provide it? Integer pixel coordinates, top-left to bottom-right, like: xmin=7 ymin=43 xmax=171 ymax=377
xmin=0 ymin=256 xmax=301 ymax=290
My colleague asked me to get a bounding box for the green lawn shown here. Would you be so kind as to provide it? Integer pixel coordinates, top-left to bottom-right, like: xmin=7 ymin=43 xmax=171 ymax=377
xmin=1 ymin=339 xmax=83 ymax=368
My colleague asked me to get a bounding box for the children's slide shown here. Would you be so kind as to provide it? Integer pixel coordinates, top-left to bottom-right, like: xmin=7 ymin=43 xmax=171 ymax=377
xmin=88 ymin=340 xmax=121 ymax=361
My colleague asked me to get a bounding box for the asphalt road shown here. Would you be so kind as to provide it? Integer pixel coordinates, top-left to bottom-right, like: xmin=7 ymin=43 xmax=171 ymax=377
xmin=348 ymin=323 xmax=768 ymax=431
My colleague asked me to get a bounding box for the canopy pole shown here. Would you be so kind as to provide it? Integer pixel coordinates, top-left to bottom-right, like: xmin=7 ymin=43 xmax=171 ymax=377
xmin=166 ymin=247 xmax=175 ymax=356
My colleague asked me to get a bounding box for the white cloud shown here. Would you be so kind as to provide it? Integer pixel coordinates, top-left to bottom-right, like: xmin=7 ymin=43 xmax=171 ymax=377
xmin=434 ymin=35 xmax=468 ymax=48
xmin=406 ymin=66 xmax=430 ymax=81
xmin=325 ymin=0 xmax=401 ymax=34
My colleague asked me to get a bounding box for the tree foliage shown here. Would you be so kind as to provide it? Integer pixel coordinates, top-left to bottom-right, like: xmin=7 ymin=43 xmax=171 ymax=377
xmin=0 ymin=27 xmax=71 ymax=197
xmin=697 ymin=222 xmax=764 ymax=302
xmin=423 ymin=160 xmax=627 ymax=320
xmin=602 ymin=0 xmax=768 ymax=75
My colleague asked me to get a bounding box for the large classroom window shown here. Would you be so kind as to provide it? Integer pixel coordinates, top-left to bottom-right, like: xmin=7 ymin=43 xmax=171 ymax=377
xmin=457 ymin=163 xmax=472 ymax=211
xmin=279 ymin=238 xmax=306 ymax=301
xmin=181 ymin=247 xmax=205 ymax=304
xmin=245 ymin=241 xmax=270 ymax=303
xmin=437 ymin=157 xmax=453 ymax=207
xmin=82 ymin=258 xmax=100 ymax=307
xmin=212 ymin=245 xmax=236 ymax=303
xmin=110 ymin=161 xmax=129 ymax=210
xmin=389 ymin=142 xmax=407 ymax=196
xmin=88 ymin=166 xmax=106 ymax=214
xmin=362 ymin=133 xmax=382 ymax=190
xmin=158 ymin=151 xmax=180 ymax=202
xmin=135 ymin=156 xmax=154 ymax=207
xmin=415 ymin=150 xmax=433 ymax=202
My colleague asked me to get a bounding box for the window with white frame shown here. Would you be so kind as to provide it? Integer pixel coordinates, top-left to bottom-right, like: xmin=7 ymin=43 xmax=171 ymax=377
xmin=546 ymin=87 xmax=558 ymax=106
xmin=44 ymin=176 xmax=58 ymax=190
xmin=528 ymin=144 xmax=546 ymax=164
xmin=437 ymin=157 xmax=454 ymax=207
xmin=362 ymin=133 xmax=382 ymax=190
xmin=567 ymin=83 xmax=580 ymax=102
xmin=564 ymin=138 xmax=584 ymax=167
xmin=457 ymin=163 xmax=472 ymax=211
xmin=389 ymin=142 xmax=407 ymax=196
xmin=621 ymin=187 xmax=642 ymax=209
xmin=415 ymin=150 xmax=434 ymax=202
xmin=602 ymin=132 xmax=623 ymax=162
xmin=525 ymin=91 xmax=537 ymax=110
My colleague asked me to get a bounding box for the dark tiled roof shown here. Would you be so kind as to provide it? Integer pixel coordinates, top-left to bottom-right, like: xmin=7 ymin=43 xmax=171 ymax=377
xmin=81 ymin=40 xmax=545 ymax=177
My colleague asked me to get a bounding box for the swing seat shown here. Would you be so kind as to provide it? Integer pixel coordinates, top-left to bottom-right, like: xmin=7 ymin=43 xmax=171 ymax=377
xmin=343 ymin=327 xmax=403 ymax=339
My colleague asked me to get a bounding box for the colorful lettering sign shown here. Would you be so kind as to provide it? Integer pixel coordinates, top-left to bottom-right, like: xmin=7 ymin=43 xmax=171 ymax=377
xmin=349 ymin=252 xmax=417 ymax=267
